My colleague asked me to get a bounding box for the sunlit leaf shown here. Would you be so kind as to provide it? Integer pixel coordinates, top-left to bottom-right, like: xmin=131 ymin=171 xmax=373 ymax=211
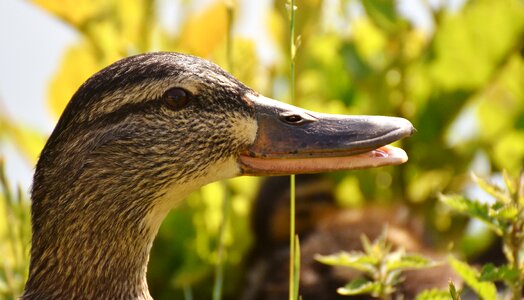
xmin=266 ymin=7 xmax=285 ymax=53
xmin=479 ymin=263 xmax=519 ymax=283
xmin=415 ymin=288 xmax=451 ymax=300
xmin=177 ymin=2 xmax=228 ymax=57
xmin=337 ymin=277 xmax=378 ymax=296
xmin=115 ymin=0 xmax=149 ymax=51
xmin=335 ymin=176 xmax=364 ymax=207
xmin=408 ymin=169 xmax=452 ymax=203
xmin=32 ymin=0 xmax=109 ymax=26
xmin=449 ymin=257 xmax=497 ymax=300
xmin=471 ymin=173 xmax=510 ymax=204
xmin=1 ymin=117 xmax=46 ymax=164
xmin=361 ymin=0 xmax=402 ymax=34
xmin=428 ymin=0 xmax=524 ymax=91
xmin=493 ymin=131 xmax=524 ymax=174
xmin=315 ymin=252 xmax=378 ymax=273
xmin=385 ymin=253 xmax=434 ymax=272
xmin=439 ymin=194 xmax=505 ymax=235
xmin=490 ymin=205 xmax=518 ymax=222
xmin=48 ymin=44 xmax=101 ymax=119
xmin=352 ymin=18 xmax=387 ymax=69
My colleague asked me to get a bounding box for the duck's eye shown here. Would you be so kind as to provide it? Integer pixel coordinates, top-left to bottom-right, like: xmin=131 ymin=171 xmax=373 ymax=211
xmin=163 ymin=87 xmax=192 ymax=110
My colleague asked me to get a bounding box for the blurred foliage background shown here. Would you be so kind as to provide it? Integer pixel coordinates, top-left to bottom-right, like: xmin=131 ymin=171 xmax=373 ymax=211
xmin=1 ymin=0 xmax=524 ymax=299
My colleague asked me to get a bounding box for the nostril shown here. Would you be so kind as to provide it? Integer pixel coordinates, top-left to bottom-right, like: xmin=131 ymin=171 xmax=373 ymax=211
xmin=284 ymin=114 xmax=303 ymax=124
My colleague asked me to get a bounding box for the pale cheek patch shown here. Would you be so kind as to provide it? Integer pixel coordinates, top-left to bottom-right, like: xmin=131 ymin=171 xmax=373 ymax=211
xmin=230 ymin=114 xmax=258 ymax=146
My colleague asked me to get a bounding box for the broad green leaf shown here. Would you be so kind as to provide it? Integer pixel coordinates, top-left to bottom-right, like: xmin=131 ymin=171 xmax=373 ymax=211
xmin=415 ymin=289 xmax=451 ymax=300
xmin=337 ymin=277 xmax=378 ymax=296
xmin=315 ymin=252 xmax=378 ymax=273
xmin=479 ymin=263 xmax=519 ymax=283
xmin=428 ymin=0 xmax=524 ymax=91
xmin=471 ymin=173 xmax=510 ymax=204
xmin=449 ymin=257 xmax=497 ymax=300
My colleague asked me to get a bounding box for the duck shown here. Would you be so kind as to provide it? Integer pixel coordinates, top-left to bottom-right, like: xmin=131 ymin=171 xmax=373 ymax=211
xmin=242 ymin=174 xmax=460 ymax=300
xmin=22 ymin=52 xmax=414 ymax=299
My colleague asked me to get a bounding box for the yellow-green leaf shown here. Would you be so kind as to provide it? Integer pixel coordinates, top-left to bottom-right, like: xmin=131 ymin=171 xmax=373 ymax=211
xmin=32 ymin=0 xmax=109 ymax=26
xmin=177 ymin=3 xmax=228 ymax=57
xmin=48 ymin=44 xmax=101 ymax=119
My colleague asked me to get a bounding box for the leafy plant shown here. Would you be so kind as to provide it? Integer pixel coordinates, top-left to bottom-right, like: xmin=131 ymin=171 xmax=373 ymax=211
xmin=0 ymin=160 xmax=31 ymax=300
xmin=440 ymin=171 xmax=524 ymax=300
xmin=316 ymin=230 xmax=437 ymax=300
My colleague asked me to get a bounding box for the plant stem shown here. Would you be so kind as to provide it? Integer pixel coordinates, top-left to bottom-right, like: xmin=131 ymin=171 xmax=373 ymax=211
xmin=288 ymin=1 xmax=298 ymax=300
xmin=289 ymin=174 xmax=296 ymax=300
xmin=509 ymin=170 xmax=524 ymax=300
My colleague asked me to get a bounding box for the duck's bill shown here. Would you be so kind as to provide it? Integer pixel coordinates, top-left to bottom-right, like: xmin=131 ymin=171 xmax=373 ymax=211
xmin=238 ymin=94 xmax=415 ymax=176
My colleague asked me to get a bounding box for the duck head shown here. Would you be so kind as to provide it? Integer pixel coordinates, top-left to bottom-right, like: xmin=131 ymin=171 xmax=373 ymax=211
xmin=25 ymin=52 xmax=414 ymax=299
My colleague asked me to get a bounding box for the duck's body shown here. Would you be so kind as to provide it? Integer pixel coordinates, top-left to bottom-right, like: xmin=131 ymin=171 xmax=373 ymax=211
xmin=23 ymin=52 xmax=413 ymax=299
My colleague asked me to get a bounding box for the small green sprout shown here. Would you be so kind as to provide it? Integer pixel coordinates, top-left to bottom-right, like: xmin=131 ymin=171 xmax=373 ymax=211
xmin=315 ymin=230 xmax=436 ymax=300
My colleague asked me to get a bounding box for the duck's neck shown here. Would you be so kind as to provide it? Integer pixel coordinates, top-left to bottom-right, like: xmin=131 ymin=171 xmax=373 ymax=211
xmin=23 ymin=188 xmax=182 ymax=300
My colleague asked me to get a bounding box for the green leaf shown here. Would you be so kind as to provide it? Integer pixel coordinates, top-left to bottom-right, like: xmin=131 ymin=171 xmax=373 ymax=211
xmin=472 ymin=173 xmax=511 ymax=204
xmin=449 ymin=257 xmax=497 ymax=300
xmin=415 ymin=288 xmax=451 ymax=300
xmin=361 ymin=0 xmax=401 ymax=34
xmin=385 ymin=253 xmax=434 ymax=272
xmin=491 ymin=205 xmax=518 ymax=221
xmin=428 ymin=0 xmax=524 ymax=91
xmin=315 ymin=252 xmax=378 ymax=274
xmin=502 ymin=170 xmax=517 ymax=196
xmin=361 ymin=234 xmax=373 ymax=255
xmin=493 ymin=131 xmax=524 ymax=174
xmin=1 ymin=117 xmax=47 ymax=164
xmin=337 ymin=278 xmax=379 ymax=296
xmin=479 ymin=263 xmax=519 ymax=282
xmin=449 ymin=281 xmax=461 ymax=300
xmin=439 ymin=194 xmax=504 ymax=236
